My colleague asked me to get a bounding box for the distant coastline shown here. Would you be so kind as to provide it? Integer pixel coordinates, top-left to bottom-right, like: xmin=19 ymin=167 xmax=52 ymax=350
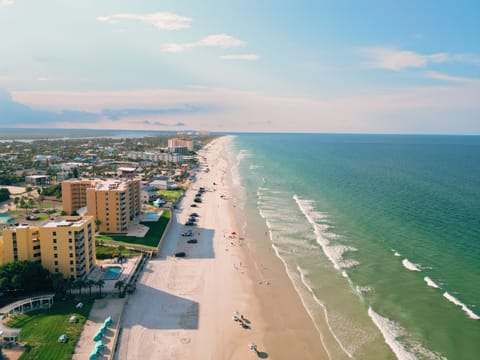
xmin=0 ymin=128 xmax=183 ymax=141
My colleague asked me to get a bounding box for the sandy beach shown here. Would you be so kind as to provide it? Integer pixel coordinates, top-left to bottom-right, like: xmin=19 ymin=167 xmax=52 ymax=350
xmin=115 ymin=136 xmax=327 ymax=359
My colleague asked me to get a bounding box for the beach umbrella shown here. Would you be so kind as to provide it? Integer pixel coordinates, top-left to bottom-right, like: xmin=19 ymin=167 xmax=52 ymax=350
xmin=249 ymin=343 xmax=257 ymax=352
xmin=93 ymin=330 xmax=103 ymax=341
xmin=89 ymin=349 xmax=98 ymax=360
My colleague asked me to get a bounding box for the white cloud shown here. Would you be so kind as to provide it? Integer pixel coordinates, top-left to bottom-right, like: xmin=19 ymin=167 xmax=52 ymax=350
xmin=220 ymin=54 xmax=259 ymax=61
xmin=96 ymin=12 xmax=191 ymax=30
xmin=162 ymin=34 xmax=246 ymax=53
xmin=36 ymin=77 xmax=50 ymax=81
xmin=0 ymin=0 xmax=14 ymax=6
xmin=426 ymin=71 xmax=480 ymax=84
xmin=11 ymin=81 xmax=480 ymax=134
xmin=362 ymin=47 xmax=449 ymax=70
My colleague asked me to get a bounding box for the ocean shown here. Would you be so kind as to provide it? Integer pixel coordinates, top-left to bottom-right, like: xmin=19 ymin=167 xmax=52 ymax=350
xmin=227 ymin=134 xmax=480 ymax=360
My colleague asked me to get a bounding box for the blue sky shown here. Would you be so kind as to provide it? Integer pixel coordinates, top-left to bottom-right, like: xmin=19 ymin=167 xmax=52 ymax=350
xmin=0 ymin=0 xmax=479 ymax=133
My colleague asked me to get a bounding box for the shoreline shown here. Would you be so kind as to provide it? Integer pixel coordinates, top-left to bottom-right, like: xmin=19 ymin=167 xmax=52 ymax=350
xmin=224 ymin=136 xmax=330 ymax=359
xmin=114 ymin=135 xmax=328 ymax=359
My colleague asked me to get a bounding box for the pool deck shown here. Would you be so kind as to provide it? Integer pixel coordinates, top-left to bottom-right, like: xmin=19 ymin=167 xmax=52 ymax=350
xmin=88 ymin=256 xmax=140 ymax=293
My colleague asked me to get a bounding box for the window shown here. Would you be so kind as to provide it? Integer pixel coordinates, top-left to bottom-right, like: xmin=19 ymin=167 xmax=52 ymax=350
xmin=70 ymin=260 xmax=74 ymax=265
xmin=54 ymin=254 xmax=58 ymax=258
xmin=70 ymin=267 xmax=74 ymax=273
xmin=69 ymin=246 xmax=73 ymax=250
xmin=69 ymin=239 xmax=73 ymax=243
xmin=55 ymin=268 xmax=59 ymax=272
xmin=53 ymin=246 xmax=58 ymax=251
xmin=69 ymin=253 xmax=73 ymax=258
xmin=53 ymin=239 xmax=57 ymax=244
xmin=54 ymin=260 xmax=58 ymax=265
xmin=52 ymin=231 xmax=56 ymax=236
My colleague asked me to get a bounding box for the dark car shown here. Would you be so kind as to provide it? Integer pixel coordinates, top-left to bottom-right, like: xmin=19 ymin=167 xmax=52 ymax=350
xmin=187 ymin=239 xmax=198 ymax=244
xmin=190 ymin=213 xmax=199 ymax=217
xmin=194 ymin=198 xmax=202 ymax=203
xmin=191 ymin=204 xmax=198 ymax=207
xmin=185 ymin=221 xmax=196 ymax=226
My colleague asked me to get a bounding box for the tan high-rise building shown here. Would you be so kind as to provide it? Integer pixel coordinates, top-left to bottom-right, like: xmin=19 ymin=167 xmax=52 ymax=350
xmin=0 ymin=216 xmax=96 ymax=279
xmin=62 ymin=178 xmax=141 ymax=234
xmin=168 ymin=138 xmax=194 ymax=151
xmin=62 ymin=179 xmax=96 ymax=215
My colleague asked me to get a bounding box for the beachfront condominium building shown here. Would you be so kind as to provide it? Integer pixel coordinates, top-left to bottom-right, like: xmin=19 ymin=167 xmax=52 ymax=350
xmin=62 ymin=179 xmax=94 ymax=215
xmin=0 ymin=216 xmax=96 ymax=279
xmin=62 ymin=178 xmax=141 ymax=234
xmin=168 ymin=138 xmax=194 ymax=152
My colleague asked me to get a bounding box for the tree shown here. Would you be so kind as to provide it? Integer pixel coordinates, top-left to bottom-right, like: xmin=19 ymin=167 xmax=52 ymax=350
xmin=86 ymin=279 xmax=96 ymax=297
xmin=38 ymin=195 xmax=45 ymax=208
xmin=0 ymin=261 xmax=53 ymax=294
xmin=96 ymin=279 xmax=105 ymax=297
xmin=0 ymin=188 xmax=10 ymax=202
xmin=72 ymin=167 xmax=79 ymax=178
xmin=74 ymin=278 xmax=85 ymax=296
xmin=95 ymin=219 xmax=101 ymax=231
xmin=114 ymin=280 xmax=125 ymax=296
xmin=52 ymin=273 xmax=66 ymax=294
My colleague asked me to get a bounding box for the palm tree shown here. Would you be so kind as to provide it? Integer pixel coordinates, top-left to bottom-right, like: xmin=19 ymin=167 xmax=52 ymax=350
xmin=95 ymin=219 xmax=101 ymax=232
xmin=96 ymin=279 xmax=105 ymax=297
xmin=74 ymin=278 xmax=85 ymax=296
xmin=114 ymin=280 xmax=125 ymax=297
xmin=86 ymin=279 xmax=95 ymax=297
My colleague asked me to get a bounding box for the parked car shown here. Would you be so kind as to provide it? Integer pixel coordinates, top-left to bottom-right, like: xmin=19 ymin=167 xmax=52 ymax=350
xmin=185 ymin=221 xmax=196 ymax=226
xmin=181 ymin=230 xmax=193 ymax=236
xmin=190 ymin=213 xmax=199 ymax=217
xmin=194 ymin=198 xmax=202 ymax=203
xmin=187 ymin=239 xmax=198 ymax=244
xmin=191 ymin=204 xmax=198 ymax=207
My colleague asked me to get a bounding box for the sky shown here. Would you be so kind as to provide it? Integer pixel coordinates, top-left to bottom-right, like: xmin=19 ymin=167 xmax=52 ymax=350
xmin=0 ymin=0 xmax=480 ymax=134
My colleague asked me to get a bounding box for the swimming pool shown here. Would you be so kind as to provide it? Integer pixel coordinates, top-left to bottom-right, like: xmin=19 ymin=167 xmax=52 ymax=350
xmin=103 ymin=266 xmax=122 ymax=280
xmin=142 ymin=212 xmax=161 ymax=222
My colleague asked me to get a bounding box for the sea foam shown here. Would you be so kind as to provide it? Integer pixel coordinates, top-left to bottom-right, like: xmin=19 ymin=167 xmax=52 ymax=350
xmin=424 ymin=277 xmax=440 ymax=289
xmin=368 ymin=308 xmax=446 ymax=360
xmin=402 ymin=258 xmax=421 ymax=272
xmin=293 ymin=195 xmax=359 ymax=270
xmin=443 ymin=292 xmax=480 ymax=320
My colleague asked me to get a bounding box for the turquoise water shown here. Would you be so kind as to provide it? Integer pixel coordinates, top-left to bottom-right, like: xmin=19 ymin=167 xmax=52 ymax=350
xmin=229 ymin=134 xmax=480 ymax=360
xmin=143 ymin=212 xmax=159 ymax=220
xmin=103 ymin=266 xmax=122 ymax=280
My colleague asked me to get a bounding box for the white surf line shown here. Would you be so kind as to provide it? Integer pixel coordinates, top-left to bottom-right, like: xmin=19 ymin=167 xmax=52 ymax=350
xmin=423 ymin=277 xmax=440 ymax=289
xmin=443 ymin=292 xmax=480 ymax=320
xmin=401 ymin=258 xmax=421 ymax=272
xmin=269 ymin=241 xmax=332 ymax=360
xmin=295 ymin=264 xmax=354 ymax=359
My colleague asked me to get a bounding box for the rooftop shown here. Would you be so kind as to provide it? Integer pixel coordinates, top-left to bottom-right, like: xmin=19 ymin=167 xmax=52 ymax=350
xmin=42 ymin=217 xmax=91 ymax=228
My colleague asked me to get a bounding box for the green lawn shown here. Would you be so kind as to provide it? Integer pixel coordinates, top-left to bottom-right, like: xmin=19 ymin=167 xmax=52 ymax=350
xmin=96 ymin=210 xmax=171 ymax=249
xmin=95 ymin=245 xmax=141 ymax=259
xmin=157 ymin=189 xmax=184 ymax=202
xmin=7 ymin=299 xmax=93 ymax=360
